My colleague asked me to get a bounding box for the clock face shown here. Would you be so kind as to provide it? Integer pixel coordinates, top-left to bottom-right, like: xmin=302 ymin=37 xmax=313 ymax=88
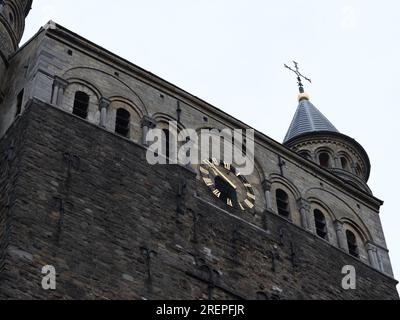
xmin=199 ymin=158 xmax=256 ymax=211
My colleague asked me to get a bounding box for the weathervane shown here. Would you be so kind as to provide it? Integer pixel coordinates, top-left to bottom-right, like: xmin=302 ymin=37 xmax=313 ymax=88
xmin=284 ymin=61 xmax=312 ymax=94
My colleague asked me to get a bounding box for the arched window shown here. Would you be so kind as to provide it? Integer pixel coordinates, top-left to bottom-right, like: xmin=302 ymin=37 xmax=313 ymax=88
xmin=355 ymin=164 xmax=362 ymax=177
xmin=340 ymin=157 xmax=349 ymax=170
xmin=73 ymin=91 xmax=89 ymax=119
xmin=319 ymin=152 xmax=331 ymax=168
xmin=9 ymin=12 xmax=14 ymax=26
xmin=314 ymin=209 xmax=327 ymax=240
xmin=276 ymin=189 xmax=290 ymax=218
xmin=115 ymin=108 xmax=131 ymax=137
xmin=346 ymin=230 xmax=359 ymax=258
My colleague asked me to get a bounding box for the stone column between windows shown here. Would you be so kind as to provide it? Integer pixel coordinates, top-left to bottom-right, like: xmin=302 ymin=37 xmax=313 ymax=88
xmin=366 ymin=242 xmax=381 ymax=271
xmin=333 ymin=156 xmax=340 ymax=169
xmin=350 ymin=163 xmax=357 ymax=175
xmin=262 ymin=179 xmax=273 ymax=212
xmin=334 ymin=220 xmax=348 ymax=252
xmin=297 ymin=198 xmax=311 ymax=231
xmin=312 ymin=152 xmax=319 ymax=164
xmin=51 ymin=80 xmax=59 ymax=105
xmin=99 ymin=97 xmax=111 ymax=128
xmin=141 ymin=116 xmax=157 ymax=146
xmin=51 ymin=76 xmax=68 ymax=107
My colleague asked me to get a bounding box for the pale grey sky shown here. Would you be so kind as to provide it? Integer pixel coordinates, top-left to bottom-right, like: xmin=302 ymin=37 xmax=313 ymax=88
xmin=22 ymin=0 xmax=400 ymax=290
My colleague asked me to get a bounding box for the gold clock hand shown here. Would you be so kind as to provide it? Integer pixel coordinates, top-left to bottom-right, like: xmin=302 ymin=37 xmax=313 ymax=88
xmin=207 ymin=162 xmax=237 ymax=190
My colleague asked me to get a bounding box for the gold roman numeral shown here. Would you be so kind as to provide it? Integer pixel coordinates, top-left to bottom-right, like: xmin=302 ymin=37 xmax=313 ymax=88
xmin=212 ymin=158 xmax=219 ymax=166
xmin=203 ymin=178 xmax=213 ymax=186
xmin=247 ymin=193 xmax=256 ymax=200
xmin=213 ymin=189 xmax=222 ymax=198
xmin=227 ymin=198 xmax=233 ymax=207
xmin=224 ymin=162 xmax=231 ymax=171
xmin=244 ymin=183 xmax=252 ymax=188
xmin=244 ymin=199 xmax=254 ymax=209
xmin=200 ymin=166 xmax=209 ymax=175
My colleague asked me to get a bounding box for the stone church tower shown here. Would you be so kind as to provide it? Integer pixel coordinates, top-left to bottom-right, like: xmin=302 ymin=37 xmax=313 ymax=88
xmin=283 ymin=89 xmax=378 ymax=264
xmin=284 ymin=92 xmax=371 ymax=193
xmin=0 ymin=1 xmax=398 ymax=299
xmin=0 ymin=0 xmax=32 ymax=101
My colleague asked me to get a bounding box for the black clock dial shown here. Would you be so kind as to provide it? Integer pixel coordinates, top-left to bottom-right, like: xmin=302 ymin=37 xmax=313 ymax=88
xmin=199 ymin=158 xmax=255 ymax=211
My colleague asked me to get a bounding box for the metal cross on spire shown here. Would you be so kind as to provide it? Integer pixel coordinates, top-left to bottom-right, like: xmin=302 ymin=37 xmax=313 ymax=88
xmin=284 ymin=61 xmax=312 ymax=94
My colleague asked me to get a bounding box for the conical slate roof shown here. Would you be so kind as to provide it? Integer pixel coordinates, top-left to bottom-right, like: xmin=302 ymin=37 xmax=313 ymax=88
xmin=284 ymin=98 xmax=339 ymax=143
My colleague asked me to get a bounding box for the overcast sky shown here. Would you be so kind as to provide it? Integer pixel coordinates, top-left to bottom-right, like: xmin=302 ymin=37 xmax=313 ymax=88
xmin=22 ymin=0 xmax=400 ymax=290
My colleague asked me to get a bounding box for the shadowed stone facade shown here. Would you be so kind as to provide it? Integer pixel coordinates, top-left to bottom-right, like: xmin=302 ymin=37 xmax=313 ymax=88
xmin=0 ymin=1 xmax=398 ymax=299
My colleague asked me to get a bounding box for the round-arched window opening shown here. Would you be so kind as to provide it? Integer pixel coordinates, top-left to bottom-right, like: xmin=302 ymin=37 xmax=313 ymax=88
xmin=72 ymin=91 xmax=89 ymax=119
xmin=276 ymin=189 xmax=290 ymax=218
xmin=346 ymin=230 xmax=360 ymax=258
xmin=319 ymin=152 xmax=331 ymax=168
xmin=115 ymin=108 xmax=131 ymax=137
xmin=314 ymin=209 xmax=328 ymax=240
xmin=341 ymin=157 xmax=349 ymax=170
xmin=355 ymin=164 xmax=363 ymax=177
xmin=9 ymin=12 xmax=14 ymax=26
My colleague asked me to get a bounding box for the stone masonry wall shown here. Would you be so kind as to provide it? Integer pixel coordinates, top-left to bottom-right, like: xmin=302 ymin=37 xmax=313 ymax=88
xmin=0 ymin=99 xmax=397 ymax=300
xmin=0 ymin=112 xmax=27 ymax=280
xmin=1 ymin=27 xmax=394 ymax=279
